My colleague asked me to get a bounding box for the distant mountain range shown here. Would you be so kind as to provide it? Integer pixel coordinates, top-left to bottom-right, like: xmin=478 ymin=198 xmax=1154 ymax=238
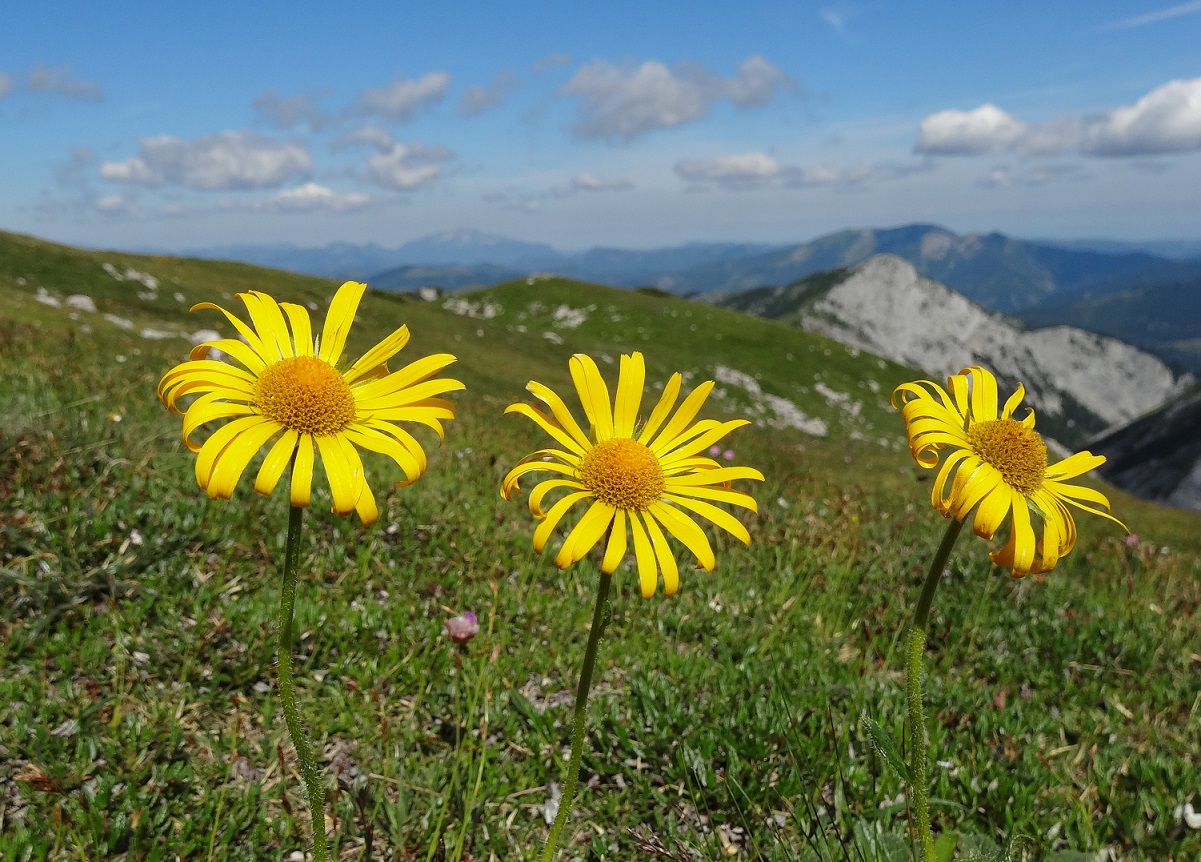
xmin=707 ymin=254 xmax=1194 ymax=447
xmin=175 ymin=224 xmax=1201 ymax=374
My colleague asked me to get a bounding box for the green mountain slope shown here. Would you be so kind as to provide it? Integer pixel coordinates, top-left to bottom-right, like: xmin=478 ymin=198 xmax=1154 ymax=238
xmin=3 ymin=229 xmax=1200 ymax=860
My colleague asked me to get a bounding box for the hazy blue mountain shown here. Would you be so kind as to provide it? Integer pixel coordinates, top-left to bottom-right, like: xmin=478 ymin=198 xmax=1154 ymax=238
xmin=1020 ymin=278 xmax=1201 ymax=374
xmin=368 ymin=262 xmax=525 ymax=293
xmin=1035 ymin=238 xmax=1201 ymax=260
xmin=665 ymin=224 xmax=1201 ymax=313
xmin=386 ymin=229 xmax=562 ymax=268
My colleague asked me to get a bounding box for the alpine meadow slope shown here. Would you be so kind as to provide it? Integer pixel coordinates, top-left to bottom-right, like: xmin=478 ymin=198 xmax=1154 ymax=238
xmin=2 ymin=229 xmax=1200 ymax=859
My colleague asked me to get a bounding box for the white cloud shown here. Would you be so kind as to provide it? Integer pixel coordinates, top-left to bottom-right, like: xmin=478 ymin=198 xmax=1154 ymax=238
xmin=460 ymin=71 xmax=520 ymax=116
xmin=572 ymin=172 xmax=633 ymax=191
xmin=676 ymin=152 xmax=930 ymax=189
xmin=533 ymin=53 xmax=572 ymax=73
xmin=915 ymin=104 xmax=1030 ymax=154
xmin=262 ymin=183 xmax=371 ymax=212
xmin=676 ymin=152 xmax=789 ymax=185
xmin=1081 ymin=78 xmax=1201 ymax=155
xmin=99 ymin=131 xmax=312 ymax=190
xmin=336 ymin=125 xmax=396 ymax=151
xmin=366 ymin=140 xmax=451 ymax=190
xmin=820 ymin=8 xmax=847 ymax=32
xmin=916 ymin=78 xmax=1201 ymax=158
xmin=253 ymin=90 xmax=328 ymax=130
xmin=0 ymin=71 xmax=14 ymax=98
xmin=28 ymin=64 xmax=103 ymax=101
xmin=560 ymin=55 xmax=796 ymax=139
xmin=360 ymin=72 xmax=450 ymax=122
xmin=1108 ymin=1 xmax=1201 ymax=29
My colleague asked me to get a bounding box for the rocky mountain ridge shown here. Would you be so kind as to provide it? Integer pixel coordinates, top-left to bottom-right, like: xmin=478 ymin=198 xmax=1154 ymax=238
xmin=712 ymin=254 xmax=1194 ymax=446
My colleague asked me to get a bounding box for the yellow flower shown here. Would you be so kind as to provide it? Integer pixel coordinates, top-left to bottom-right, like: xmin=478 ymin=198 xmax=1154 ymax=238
xmin=158 ymin=281 xmax=463 ymax=525
xmin=502 ymin=352 xmax=764 ymax=597
xmin=893 ymin=365 xmax=1127 ymax=576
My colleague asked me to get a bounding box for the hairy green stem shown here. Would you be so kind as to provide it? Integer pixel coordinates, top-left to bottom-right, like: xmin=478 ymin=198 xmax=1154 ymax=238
xmin=278 ymin=504 xmax=327 ymax=862
xmin=539 ymin=569 xmax=612 ymax=862
xmin=906 ymin=516 xmax=964 ymax=862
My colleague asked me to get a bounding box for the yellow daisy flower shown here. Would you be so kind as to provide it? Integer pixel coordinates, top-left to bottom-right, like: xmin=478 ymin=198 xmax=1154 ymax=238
xmin=892 ymin=365 xmax=1127 ymax=576
xmin=502 ymin=352 xmax=764 ymax=597
xmin=158 ymin=281 xmax=464 ymax=525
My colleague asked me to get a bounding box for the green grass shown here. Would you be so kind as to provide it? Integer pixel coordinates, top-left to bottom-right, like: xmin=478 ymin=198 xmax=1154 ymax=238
xmin=1 ymin=231 xmax=1199 ymax=861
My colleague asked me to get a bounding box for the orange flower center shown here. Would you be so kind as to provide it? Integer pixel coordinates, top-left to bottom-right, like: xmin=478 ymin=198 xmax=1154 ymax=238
xmin=578 ymin=437 xmax=665 ymax=510
xmin=967 ymin=418 xmax=1047 ymax=495
xmin=254 ymin=355 xmax=356 ymax=436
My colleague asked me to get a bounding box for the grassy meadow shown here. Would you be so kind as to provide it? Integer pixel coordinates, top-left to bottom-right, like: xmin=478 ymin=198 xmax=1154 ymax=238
xmin=1 ymin=230 xmax=1199 ymax=861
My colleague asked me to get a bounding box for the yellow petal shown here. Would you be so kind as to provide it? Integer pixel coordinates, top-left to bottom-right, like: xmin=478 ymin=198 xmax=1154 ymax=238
xmin=344 ymin=325 xmax=411 ymax=385
xmin=182 ymin=393 xmax=258 ymax=452
xmin=355 ymin=480 xmax=380 ymax=526
xmin=1000 ymin=382 xmax=1026 ymax=420
xmin=971 ymin=483 xmax=1013 ymax=540
xmin=965 ymin=366 xmax=999 ymax=422
xmin=664 ymin=482 xmax=758 ymax=512
xmin=189 ymin=338 xmax=269 ymax=375
xmin=569 ymin=354 xmax=614 ymax=441
xmin=280 ymin=302 xmax=314 ymax=356
xmin=290 ymin=434 xmax=315 ymax=508
xmin=319 ymin=281 xmax=367 ymax=364
xmin=529 ymin=478 xmax=587 ymax=518
xmin=663 ymin=466 xmax=764 ymax=486
xmin=356 ymin=376 xmax=465 ymax=410
xmin=533 ymin=490 xmax=591 ymax=554
xmin=663 ymin=493 xmax=751 ymax=544
xmin=527 ymin=381 xmax=592 ymax=453
xmin=641 ymin=510 xmax=680 ymax=597
xmin=195 ymin=415 xmax=274 ymax=489
xmin=628 ymin=510 xmax=659 ymax=599
xmin=502 ymin=454 xmax=579 ymax=500
xmin=648 ymin=501 xmax=715 ymax=571
xmin=1046 ymin=451 xmax=1105 ymax=481
xmin=255 ymin=429 xmax=300 ymax=496
xmin=648 ymin=381 xmax=714 ymax=455
xmin=504 ymin=403 xmax=588 ymax=457
xmin=600 ymin=508 xmax=628 ymax=574
xmin=657 ymin=419 xmax=750 ymax=462
xmin=613 ymin=352 xmax=645 ymax=439
xmin=241 ymin=292 xmax=294 ymax=362
xmin=351 ymin=352 xmax=457 ymax=400
xmin=346 ymin=423 xmax=425 ymax=484
xmin=206 ymin=421 xmax=282 ymax=500
xmin=315 ymin=434 xmax=363 ymax=516
xmin=553 ymin=500 xmax=614 ymax=567
xmin=191 ymin=301 xmax=270 ymax=361
xmin=637 ymin=372 xmax=682 ymax=445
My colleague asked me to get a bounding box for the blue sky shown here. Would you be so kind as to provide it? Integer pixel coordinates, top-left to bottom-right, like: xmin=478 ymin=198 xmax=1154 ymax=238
xmin=3 ymin=1 xmax=1201 ymax=251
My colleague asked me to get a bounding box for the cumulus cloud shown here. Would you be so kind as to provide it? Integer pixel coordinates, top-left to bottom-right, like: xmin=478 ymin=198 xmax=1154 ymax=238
xmin=571 ymin=172 xmax=633 ymax=191
xmin=460 ymin=71 xmax=520 ymax=116
xmin=261 ymin=182 xmax=371 ymax=212
xmin=676 ymin=152 xmax=789 ymax=186
xmin=360 ymin=72 xmax=450 ymax=122
xmin=366 ymin=140 xmax=451 ymax=190
xmin=0 ymin=71 xmax=14 ymax=98
xmin=560 ymin=55 xmax=796 ymax=139
xmin=533 ymin=53 xmax=572 ymax=73
xmin=915 ymin=104 xmax=1030 ymax=155
xmin=99 ymin=131 xmax=312 ymax=190
xmin=676 ymin=151 xmax=929 ymax=189
xmin=916 ymin=77 xmax=1201 ymax=158
xmin=28 ymin=64 xmax=103 ymax=101
xmin=253 ymin=90 xmax=329 ymax=130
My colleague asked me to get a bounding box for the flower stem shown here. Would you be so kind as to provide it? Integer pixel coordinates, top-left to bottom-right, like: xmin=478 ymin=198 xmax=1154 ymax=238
xmin=906 ymin=516 xmax=964 ymax=862
xmin=539 ymin=568 xmax=613 ymax=862
xmin=278 ymin=504 xmax=327 ymax=862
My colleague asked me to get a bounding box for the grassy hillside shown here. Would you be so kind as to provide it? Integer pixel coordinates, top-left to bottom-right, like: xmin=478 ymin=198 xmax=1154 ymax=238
xmin=2 ymin=230 xmax=1200 ymax=860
